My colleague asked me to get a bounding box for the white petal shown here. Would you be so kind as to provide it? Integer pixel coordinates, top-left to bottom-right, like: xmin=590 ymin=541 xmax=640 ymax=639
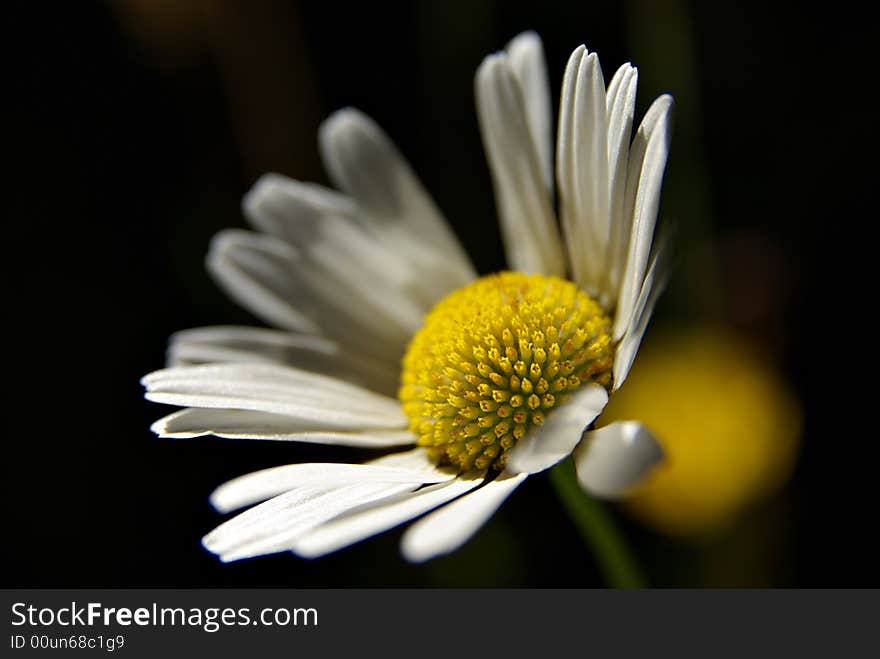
xmin=604 ymin=64 xmax=639 ymax=302
xmin=614 ymin=94 xmax=674 ymax=340
xmin=318 ymin=108 xmax=475 ymax=288
xmin=613 ymin=235 xmax=671 ymax=390
xmin=505 ymin=31 xmax=553 ymax=190
xmin=507 ymin=384 xmax=609 ymax=474
xmin=143 ymin=362 xmax=398 ymax=407
xmin=204 ymin=482 xmax=417 ymax=562
xmin=150 ymin=408 xmax=412 ymax=446
xmin=210 ymin=462 xmax=456 ymax=514
xmin=243 ymin=174 xmax=358 ymax=244
xmin=290 ymin=473 xmax=486 ymax=558
xmin=207 ymin=229 xmax=414 ymax=361
xmin=573 ymin=421 xmax=664 ymax=498
xmin=167 ymin=325 xmax=400 ymax=396
xmin=401 ymin=471 xmax=528 ymax=562
xmin=367 ymin=447 xmax=440 ymax=471
xmin=604 ymin=61 xmax=628 ymax=109
xmin=144 ymin=399 xmax=396 ymax=432
xmin=243 ymin=173 xmax=445 ymax=314
xmin=475 ymin=53 xmax=565 ymax=276
xmin=206 ymin=229 xmax=319 ymax=334
xmin=557 ymin=47 xmax=609 ymax=295
xmin=142 ymin=363 xmax=406 ymax=429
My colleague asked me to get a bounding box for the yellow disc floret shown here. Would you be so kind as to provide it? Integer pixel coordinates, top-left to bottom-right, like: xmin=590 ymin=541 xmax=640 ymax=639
xmin=399 ymin=272 xmax=614 ymax=472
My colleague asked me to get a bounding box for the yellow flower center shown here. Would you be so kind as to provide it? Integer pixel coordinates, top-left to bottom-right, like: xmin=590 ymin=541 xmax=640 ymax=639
xmin=399 ymin=272 xmax=614 ymax=472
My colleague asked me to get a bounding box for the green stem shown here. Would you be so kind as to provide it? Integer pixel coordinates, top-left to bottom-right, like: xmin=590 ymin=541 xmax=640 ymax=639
xmin=549 ymin=458 xmax=646 ymax=588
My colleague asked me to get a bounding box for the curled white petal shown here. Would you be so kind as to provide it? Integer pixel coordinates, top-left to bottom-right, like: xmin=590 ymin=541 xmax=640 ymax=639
xmin=573 ymin=421 xmax=664 ymax=498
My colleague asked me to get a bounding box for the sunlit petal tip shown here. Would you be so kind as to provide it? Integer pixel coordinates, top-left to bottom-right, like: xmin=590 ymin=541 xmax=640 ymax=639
xmin=147 ymin=413 xmax=185 ymax=438
xmin=475 ymin=51 xmax=504 ymax=80
xmin=243 ymin=170 xmax=284 ymax=200
xmin=208 ymin=227 xmax=254 ymax=253
xmin=317 ymin=107 xmax=394 ymax=185
xmin=206 ymin=228 xmax=299 ymax=279
xmin=317 ymin=107 xmax=380 ymax=187
xmin=200 ymin=533 xmax=219 ymax=555
xmin=568 ymin=42 xmax=587 ymax=61
xmin=573 ymin=421 xmax=664 ymax=499
xmin=656 ymin=92 xmax=675 ymax=112
xmin=506 ymin=29 xmax=541 ymax=49
xmin=637 ymin=95 xmax=675 ymax=155
xmin=319 ymin=105 xmax=368 ymax=139
xmin=647 ymin=95 xmax=675 ymax=144
xmin=242 ymin=172 xmax=356 ymax=229
xmin=241 ymin=172 xmax=287 ymax=221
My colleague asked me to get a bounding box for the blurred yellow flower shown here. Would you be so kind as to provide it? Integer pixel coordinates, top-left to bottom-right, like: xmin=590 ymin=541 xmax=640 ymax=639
xmin=601 ymin=328 xmax=801 ymax=538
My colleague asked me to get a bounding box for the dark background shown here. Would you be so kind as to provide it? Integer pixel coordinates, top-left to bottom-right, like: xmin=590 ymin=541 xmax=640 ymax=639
xmin=7 ymin=1 xmax=875 ymax=587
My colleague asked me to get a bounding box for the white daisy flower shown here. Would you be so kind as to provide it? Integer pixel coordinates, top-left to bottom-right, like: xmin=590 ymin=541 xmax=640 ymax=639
xmin=143 ymin=32 xmax=673 ymax=564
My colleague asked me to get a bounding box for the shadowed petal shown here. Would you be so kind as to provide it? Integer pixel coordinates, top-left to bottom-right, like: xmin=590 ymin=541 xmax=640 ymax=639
xmin=318 ymin=108 xmax=475 ymax=292
xmin=243 ymin=173 xmax=455 ymax=312
xmin=167 ymin=325 xmax=399 ymax=396
xmin=208 ymin=229 xmax=415 ymax=361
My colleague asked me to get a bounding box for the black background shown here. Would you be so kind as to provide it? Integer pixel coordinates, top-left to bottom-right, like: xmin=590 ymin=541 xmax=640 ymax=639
xmin=7 ymin=1 xmax=875 ymax=587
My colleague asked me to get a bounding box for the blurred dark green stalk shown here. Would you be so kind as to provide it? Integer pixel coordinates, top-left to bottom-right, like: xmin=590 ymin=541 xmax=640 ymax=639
xmin=550 ymin=458 xmax=645 ymax=588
